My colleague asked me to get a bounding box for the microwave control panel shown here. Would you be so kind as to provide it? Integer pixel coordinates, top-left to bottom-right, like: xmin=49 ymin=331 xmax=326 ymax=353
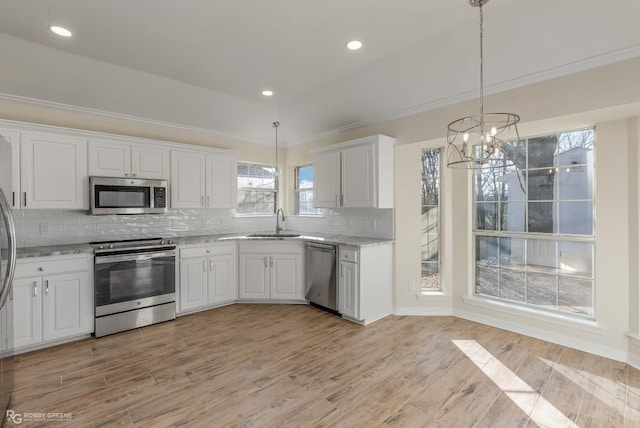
xmin=154 ymin=187 xmax=167 ymax=208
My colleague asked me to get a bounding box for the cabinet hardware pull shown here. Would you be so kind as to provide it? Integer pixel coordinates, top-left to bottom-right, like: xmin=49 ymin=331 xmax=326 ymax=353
xmin=45 ymin=280 xmax=49 ymax=295
xmin=209 ymin=259 xmax=213 ymax=271
xmin=200 ymin=196 xmax=204 ymax=207
xmin=33 ymin=281 xmax=38 ymax=297
xmin=269 ymin=256 xmax=273 ymax=268
xmin=335 ymin=195 xmax=340 ymax=207
xmin=12 ymin=191 xmax=15 ymax=207
xmin=207 ymin=195 xmax=210 ymax=206
xmin=340 ymin=194 xmax=344 ymax=206
xmin=125 ymin=173 xmax=129 ymax=177
xmin=24 ymin=192 xmax=27 ymax=207
xmin=9 ymin=286 xmax=13 ymax=301
xmin=264 ymin=257 xmax=268 ymax=268
xmin=133 ymin=174 xmax=137 ymax=177
xmin=38 ymin=267 xmax=44 ymax=272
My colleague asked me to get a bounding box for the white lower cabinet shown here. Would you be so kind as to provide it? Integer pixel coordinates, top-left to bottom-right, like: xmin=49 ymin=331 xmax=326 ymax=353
xmin=178 ymin=242 xmax=237 ymax=313
xmin=338 ymin=243 xmax=393 ymax=325
xmin=12 ymin=254 xmax=93 ymax=352
xmin=238 ymin=241 xmax=305 ymax=301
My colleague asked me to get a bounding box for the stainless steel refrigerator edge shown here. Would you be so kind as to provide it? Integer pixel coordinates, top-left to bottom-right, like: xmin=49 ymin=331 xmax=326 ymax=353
xmin=304 ymin=242 xmax=338 ymax=313
xmin=0 ymin=136 xmax=17 ymax=424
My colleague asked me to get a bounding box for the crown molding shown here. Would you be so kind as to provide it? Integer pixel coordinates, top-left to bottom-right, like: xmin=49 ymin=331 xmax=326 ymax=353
xmin=0 ymin=92 xmax=274 ymax=146
xmin=287 ymin=43 xmax=640 ymax=147
xmin=2 ymin=42 xmax=639 ymax=149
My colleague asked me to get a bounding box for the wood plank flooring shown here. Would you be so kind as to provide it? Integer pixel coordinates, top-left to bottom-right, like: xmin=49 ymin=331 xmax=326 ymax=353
xmin=8 ymin=304 xmax=640 ymax=427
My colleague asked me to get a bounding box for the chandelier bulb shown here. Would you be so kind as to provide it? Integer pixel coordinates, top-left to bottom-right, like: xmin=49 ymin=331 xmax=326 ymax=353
xmin=490 ymin=127 xmax=497 ymax=136
xmin=463 ymin=132 xmax=470 ymax=143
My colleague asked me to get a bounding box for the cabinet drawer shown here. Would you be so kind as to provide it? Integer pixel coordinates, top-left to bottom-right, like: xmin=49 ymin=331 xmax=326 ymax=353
xmin=339 ymin=247 xmax=358 ymax=263
xmin=15 ymin=256 xmax=90 ymax=279
xmin=180 ymin=243 xmax=235 ymax=259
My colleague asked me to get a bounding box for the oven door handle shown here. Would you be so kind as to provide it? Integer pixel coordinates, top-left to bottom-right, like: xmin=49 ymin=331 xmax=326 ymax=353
xmin=95 ymin=250 xmax=176 ymax=264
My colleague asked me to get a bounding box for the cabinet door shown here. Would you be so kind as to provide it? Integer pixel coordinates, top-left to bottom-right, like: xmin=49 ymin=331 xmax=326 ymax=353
xmin=88 ymin=140 xmax=131 ymax=177
xmin=238 ymin=254 xmax=269 ymax=299
xmin=0 ymin=129 xmax=21 ymax=209
xmin=171 ymin=150 xmax=206 ymax=208
xmin=42 ymin=271 xmax=92 ymax=342
xmin=12 ymin=277 xmax=42 ymax=349
xmin=179 ymin=258 xmax=209 ymax=311
xmin=21 ymin=133 xmax=88 ymax=209
xmin=131 ymin=145 xmax=170 ymax=180
xmin=269 ymin=253 xmax=303 ymax=300
xmin=341 ymin=143 xmax=375 ymax=208
xmin=208 ymin=254 xmax=237 ymax=304
xmin=338 ymin=261 xmax=359 ymax=320
xmin=313 ymin=151 xmax=341 ymax=208
xmin=206 ymin=155 xmax=237 ymax=209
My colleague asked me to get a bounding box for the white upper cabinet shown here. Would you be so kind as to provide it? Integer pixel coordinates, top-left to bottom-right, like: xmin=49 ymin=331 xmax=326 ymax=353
xmin=21 ymin=132 xmax=88 ymax=209
xmin=89 ymin=139 xmax=169 ymax=180
xmin=171 ymin=150 xmax=206 ymax=208
xmin=205 ymin=154 xmax=237 ymax=209
xmin=0 ymin=129 xmax=21 ymax=209
xmin=131 ymin=144 xmax=170 ymax=179
xmin=341 ymin=143 xmax=375 ymax=208
xmin=313 ymin=134 xmax=396 ymax=209
xmin=313 ymin=151 xmax=341 ymax=208
xmin=171 ymin=149 xmax=237 ymax=209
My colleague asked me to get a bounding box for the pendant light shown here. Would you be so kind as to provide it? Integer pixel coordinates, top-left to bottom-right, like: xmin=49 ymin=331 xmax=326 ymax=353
xmin=446 ymin=0 xmax=521 ymax=169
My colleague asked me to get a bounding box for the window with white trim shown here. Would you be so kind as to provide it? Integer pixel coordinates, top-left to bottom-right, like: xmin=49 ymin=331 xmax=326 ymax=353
xmin=237 ymin=162 xmax=277 ymax=214
xmin=421 ymin=149 xmax=441 ymax=290
xmin=294 ymin=165 xmax=320 ymax=215
xmin=474 ymin=128 xmax=595 ymax=316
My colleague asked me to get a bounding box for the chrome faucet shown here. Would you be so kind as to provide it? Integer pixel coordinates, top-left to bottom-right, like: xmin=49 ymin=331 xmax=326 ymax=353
xmin=276 ymin=208 xmax=285 ymax=234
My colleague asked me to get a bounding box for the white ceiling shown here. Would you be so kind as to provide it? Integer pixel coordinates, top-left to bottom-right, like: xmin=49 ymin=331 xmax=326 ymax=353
xmin=1 ymin=0 xmax=639 ymax=145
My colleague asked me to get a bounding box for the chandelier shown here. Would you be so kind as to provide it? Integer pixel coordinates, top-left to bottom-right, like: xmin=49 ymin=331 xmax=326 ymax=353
xmin=446 ymin=0 xmax=520 ymax=168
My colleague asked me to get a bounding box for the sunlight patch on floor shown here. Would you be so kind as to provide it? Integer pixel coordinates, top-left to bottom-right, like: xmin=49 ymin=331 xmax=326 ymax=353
xmin=453 ymin=340 xmax=577 ymax=428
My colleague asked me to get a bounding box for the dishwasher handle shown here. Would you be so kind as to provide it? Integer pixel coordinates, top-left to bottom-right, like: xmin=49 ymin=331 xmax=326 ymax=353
xmin=305 ymin=242 xmax=336 ymax=253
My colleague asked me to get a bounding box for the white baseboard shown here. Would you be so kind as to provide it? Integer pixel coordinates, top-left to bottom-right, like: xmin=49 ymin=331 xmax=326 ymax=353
xmin=455 ymin=308 xmax=628 ymax=363
xmin=395 ymin=307 xmax=454 ymax=316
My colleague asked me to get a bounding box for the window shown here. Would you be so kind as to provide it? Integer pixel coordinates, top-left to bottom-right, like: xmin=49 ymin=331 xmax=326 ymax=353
xmin=237 ymin=162 xmax=277 ymax=214
xmin=421 ymin=149 xmax=441 ymax=290
xmin=294 ymin=165 xmax=320 ymax=215
xmin=474 ymin=128 xmax=595 ymax=316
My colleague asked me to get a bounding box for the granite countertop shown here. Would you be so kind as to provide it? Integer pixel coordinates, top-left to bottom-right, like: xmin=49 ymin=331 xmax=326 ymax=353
xmin=173 ymin=232 xmax=393 ymax=247
xmin=17 ymin=243 xmax=94 ymax=259
xmin=15 ymin=233 xmax=393 ymax=259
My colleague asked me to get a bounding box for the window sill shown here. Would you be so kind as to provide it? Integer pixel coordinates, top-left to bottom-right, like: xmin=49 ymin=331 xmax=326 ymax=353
xmin=461 ymin=295 xmax=604 ymax=335
xmin=416 ymin=290 xmax=450 ymax=301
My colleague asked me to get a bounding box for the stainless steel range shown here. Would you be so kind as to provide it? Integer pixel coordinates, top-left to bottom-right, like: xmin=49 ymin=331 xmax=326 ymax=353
xmin=91 ymin=238 xmax=176 ymax=337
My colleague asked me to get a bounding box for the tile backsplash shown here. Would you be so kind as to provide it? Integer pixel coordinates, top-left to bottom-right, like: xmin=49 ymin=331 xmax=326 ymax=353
xmin=13 ymin=208 xmax=393 ymax=247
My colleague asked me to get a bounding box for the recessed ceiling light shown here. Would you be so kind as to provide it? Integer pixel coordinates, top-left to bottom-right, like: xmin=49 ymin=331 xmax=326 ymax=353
xmin=346 ymin=40 xmax=362 ymax=51
xmin=49 ymin=25 xmax=72 ymax=38
xmin=262 ymin=90 xmax=274 ymax=97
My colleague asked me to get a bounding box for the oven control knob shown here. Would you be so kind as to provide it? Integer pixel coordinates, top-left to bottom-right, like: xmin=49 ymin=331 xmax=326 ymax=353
xmin=98 ymin=245 xmax=104 ymax=250
xmin=108 ymin=244 xmax=114 ymax=249
xmin=168 ymin=240 xmax=173 ymax=244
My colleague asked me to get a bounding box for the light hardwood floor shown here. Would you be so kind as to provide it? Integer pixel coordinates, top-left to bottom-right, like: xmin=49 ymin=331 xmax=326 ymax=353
xmin=9 ymin=304 xmax=640 ymax=427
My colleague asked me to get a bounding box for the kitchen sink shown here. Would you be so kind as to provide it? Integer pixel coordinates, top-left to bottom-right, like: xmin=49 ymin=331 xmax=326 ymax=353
xmin=246 ymin=233 xmax=301 ymax=238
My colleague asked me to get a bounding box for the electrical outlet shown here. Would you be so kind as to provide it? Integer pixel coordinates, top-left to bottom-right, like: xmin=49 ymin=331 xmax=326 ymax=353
xmin=408 ymin=281 xmax=417 ymax=292
xmin=40 ymin=223 xmax=49 ymax=235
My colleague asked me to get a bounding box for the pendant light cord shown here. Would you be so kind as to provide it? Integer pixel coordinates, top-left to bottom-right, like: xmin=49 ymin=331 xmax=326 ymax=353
xmin=479 ymin=3 xmax=484 ymax=118
xmin=273 ymin=121 xmax=279 ymax=212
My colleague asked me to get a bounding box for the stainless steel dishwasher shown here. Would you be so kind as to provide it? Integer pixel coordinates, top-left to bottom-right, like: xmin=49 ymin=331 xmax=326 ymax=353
xmin=305 ymin=242 xmax=338 ymax=314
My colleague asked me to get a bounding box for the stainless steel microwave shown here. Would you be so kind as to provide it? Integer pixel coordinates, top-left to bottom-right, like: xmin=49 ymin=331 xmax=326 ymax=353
xmin=90 ymin=177 xmax=168 ymax=215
